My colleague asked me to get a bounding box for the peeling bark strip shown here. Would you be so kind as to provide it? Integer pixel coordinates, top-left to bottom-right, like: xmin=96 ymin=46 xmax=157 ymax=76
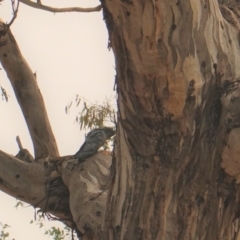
xmin=0 ymin=22 xmax=59 ymax=159
xmin=101 ymin=0 xmax=240 ymax=239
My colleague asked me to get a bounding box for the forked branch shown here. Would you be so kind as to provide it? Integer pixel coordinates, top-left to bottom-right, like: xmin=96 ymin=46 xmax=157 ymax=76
xmin=7 ymin=0 xmax=19 ymax=29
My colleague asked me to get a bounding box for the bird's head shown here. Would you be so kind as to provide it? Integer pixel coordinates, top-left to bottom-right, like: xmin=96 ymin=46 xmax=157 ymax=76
xmin=102 ymin=127 xmax=116 ymax=139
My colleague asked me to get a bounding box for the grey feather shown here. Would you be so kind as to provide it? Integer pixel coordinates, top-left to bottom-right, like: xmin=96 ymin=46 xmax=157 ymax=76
xmin=74 ymin=127 xmax=115 ymax=163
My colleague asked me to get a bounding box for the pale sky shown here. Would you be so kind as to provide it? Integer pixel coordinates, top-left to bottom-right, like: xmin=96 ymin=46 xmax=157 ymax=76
xmin=0 ymin=0 xmax=115 ymax=239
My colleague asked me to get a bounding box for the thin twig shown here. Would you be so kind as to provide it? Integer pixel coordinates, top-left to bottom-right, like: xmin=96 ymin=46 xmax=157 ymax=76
xmin=7 ymin=0 xmax=19 ymax=29
xmin=16 ymin=136 xmax=23 ymax=150
xmin=0 ymin=0 xmax=19 ymax=35
xmin=19 ymin=0 xmax=102 ymax=13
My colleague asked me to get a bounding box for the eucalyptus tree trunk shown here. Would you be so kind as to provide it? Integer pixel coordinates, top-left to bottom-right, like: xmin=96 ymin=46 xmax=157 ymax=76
xmin=101 ymin=0 xmax=240 ymax=239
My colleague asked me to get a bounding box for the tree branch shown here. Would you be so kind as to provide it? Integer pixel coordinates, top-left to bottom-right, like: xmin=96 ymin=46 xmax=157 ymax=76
xmin=0 ymin=148 xmax=112 ymax=238
xmin=0 ymin=150 xmax=75 ymax=228
xmin=19 ymin=0 xmax=102 ymax=13
xmin=6 ymin=0 xmax=19 ymax=29
xmin=0 ymin=150 xmax=46 ymax=204
xmin=0 ymin=21 xmax=59 ymax=159
xmin=16 ymin=136 xmax=23 ymax=150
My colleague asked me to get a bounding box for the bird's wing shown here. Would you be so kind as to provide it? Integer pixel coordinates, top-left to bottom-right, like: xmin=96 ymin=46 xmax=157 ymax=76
xmin=74 ymin=129 xmax=106 ymax=159
xmin=84 ymin=129 xmax=106 ymax=150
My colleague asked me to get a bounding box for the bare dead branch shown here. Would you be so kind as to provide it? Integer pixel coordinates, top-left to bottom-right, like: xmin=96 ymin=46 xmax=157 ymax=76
xmin=7 ymin=0 xmax=19 ymax=29
xmin=16 ymin=135 xmax=23 ymax=150
xmin=16 ymin=136 xmax=34 ymax=163
xmin=19 ymin=0 xmax=102 ymax=13
xmin=0 ymin=0 xmax=20 ymax=35
xmin=0 ymin=21 xmax=59 ymax=159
